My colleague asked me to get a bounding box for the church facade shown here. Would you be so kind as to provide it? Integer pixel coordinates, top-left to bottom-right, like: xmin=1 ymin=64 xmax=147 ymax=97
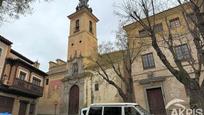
xmin=38 ymin=1 xmax=204 ymax=115
xmin=38 ymin=1 xmax=122 ymax=115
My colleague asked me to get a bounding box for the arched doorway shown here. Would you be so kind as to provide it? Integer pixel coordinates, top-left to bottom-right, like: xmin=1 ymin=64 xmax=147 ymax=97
xmin=68 ymin=85 xmax=79 ymax=115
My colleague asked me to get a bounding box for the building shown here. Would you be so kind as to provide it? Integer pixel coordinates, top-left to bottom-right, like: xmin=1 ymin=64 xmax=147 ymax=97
xmin=124 ymin=2 xmax=204 ymax=115
xmin=39 ymin=1 xmax=204 ymax=115
xmin=38 ymin=59 xmax=67 ymax=115
xmin=0 ymin=35 xmax=48 ymax=115
xmin=38 ymin=1 xmax=123 ymax=115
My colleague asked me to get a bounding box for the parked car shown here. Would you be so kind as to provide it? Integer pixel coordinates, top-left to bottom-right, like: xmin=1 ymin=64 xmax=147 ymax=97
xmin=0 ymin=112 xmax=11 ymax=115
xmin=81 ymin=107 xmax=88 ymax=115
xmin=85 ymin=103 xmax=151 ymax=115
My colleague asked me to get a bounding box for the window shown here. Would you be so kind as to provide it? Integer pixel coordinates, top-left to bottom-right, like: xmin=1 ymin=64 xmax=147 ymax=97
xmin=104 ymin=107 xmax=121 ymax=115
xmin=95 ymin=83 xmax=99 ymax=91
xmin=82 ymin=110 xmax=87 ymax=115
xmin=82 ymin=111 xmax=87 ymax=115
xmin=29 ymin=104 xmax=36 ymax=115
xmin=32 ymin=77 xmax=41 ymax=86
xmin=89 ymin=21 xmax=93 ymax=33
xmin=142 ymin=53 xmax=155 ymax=69
xmin=186 ymin=13 xmax=197 ymax=23
xmin=154 ymin=23 xmax=163 ymax=33
xmin=46 ymin=79 xmax=49 ymax=85
xmin=175 ymin=44 xmax=191 ymax=60
xmin=75 ymin=19 xmax=80 ymax=32
xmin=19 ymin=71 xmax=27 ymax=80
xmin=88 ymin=107 xmax=102 ymax=115
xmin=125 ymin=107 xmax=141 ymax=115
xmin=72 ymin=63 xmax=79 ymax=75
xmin=139 ymin=29 xmax=149 ymax=37
xmin=0 ymin=48 xmax=2 ymax=56
xmin=169 ymin=17 xmax=180 ymax=28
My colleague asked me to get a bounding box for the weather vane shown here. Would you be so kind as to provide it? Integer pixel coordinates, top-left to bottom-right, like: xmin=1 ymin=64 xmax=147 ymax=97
xmin=76 ymin=0 xmax=92 ymax=12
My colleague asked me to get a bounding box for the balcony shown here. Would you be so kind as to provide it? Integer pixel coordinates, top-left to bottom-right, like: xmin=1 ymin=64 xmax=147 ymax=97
xmin=10 ymin=78 xmax=43 ymax=97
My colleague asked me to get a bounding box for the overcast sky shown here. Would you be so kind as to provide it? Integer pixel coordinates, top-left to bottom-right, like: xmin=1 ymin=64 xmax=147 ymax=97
xmin=0 ymin=0 xmax=123 ymax=71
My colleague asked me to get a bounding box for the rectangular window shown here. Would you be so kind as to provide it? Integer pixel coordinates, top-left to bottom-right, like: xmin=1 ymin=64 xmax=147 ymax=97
xmin=104 ymin=107 xmax=121 ymax=115
xmin=142 ymin=53 xmax=155 ymax=69
xmin=46 ymin=79 xmax=49 ymax=85
xmin=169 ymin=17 xmax=180 ymax=28
xmin=19 ymin=71 xmax=27 ymax=80
xmin=154 ymin=23 xmax=163 ymax=33
xmin=186 ymin=13 xmax=197 ymax=23
xmin=95 ymin=83 xmax=99 ymax=91
xmin=175 ymin=44 xmax=191 ymax=60
xmin=0 ymin=48 xmax=2 ymax=56
xmin=75 ymin=19 xmax=80 ymax=32
xmin=32 ymin=77 xmax=41 ymax=86
xmin=88 ymin=107 xmax=102 ymax=115
xmin=139 ymin=29 xmax=149 ymax=37
xmin=89 ymin=21 xmax=93 ymax=33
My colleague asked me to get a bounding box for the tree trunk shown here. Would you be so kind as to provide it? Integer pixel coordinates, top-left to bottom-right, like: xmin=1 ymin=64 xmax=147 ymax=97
xmin=189 ymin=86 xmax=204 ymax=111
xmin=122 ymin=78 xmax=135 ymax=103
xmin=121 ymin=90 xmax=135 ymax=102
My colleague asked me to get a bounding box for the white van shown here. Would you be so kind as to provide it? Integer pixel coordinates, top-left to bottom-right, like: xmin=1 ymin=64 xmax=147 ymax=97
xmin=81 ymin=107 xmax=88 ymax=115
xmin=86 ymin=103 xmax=151 ymax=115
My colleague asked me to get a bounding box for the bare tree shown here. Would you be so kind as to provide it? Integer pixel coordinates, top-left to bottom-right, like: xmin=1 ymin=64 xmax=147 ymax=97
xmin=120 ymin=0 xmax=204 ymax=109
xmin=88 ymin=27 xmax=147 ymax=102
xmin=0 ymin=0 xmax=49 ymax=25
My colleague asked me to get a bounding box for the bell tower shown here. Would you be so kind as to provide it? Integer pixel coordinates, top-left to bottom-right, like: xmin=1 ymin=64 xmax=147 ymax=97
xmin=67 ymin=1 xmax=99 ymax=62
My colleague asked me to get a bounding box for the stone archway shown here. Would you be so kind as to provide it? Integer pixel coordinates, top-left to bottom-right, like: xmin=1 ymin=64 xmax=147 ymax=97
xmin=68 ymin=85 xmax=79 ymax=115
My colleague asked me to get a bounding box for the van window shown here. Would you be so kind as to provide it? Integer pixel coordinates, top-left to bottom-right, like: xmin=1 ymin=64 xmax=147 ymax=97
xmin=125 ymin=107 xmax=141 ymax=115
xmin=88 ymin=107 xmax=102 ymax=115
xmin=83 ymin=110 xmax=87 ymax=115
xmin=81 ymin=109 xmax=87 ymax=115
xmin=104 ymin=107 xmax=121 ymax=115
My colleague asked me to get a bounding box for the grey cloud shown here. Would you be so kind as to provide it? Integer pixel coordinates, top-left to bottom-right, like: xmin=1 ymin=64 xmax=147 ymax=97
xmin=0 ymin=0 xmax=122 ymax=71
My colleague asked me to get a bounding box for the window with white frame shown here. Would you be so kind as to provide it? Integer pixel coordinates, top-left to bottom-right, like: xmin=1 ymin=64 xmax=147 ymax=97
xmin=32 ymin=77 xmax=41 ymax=86
xmin=19 ymin=71 xmax=27 ymax=80
xmin=169 ymin=17 xmax=180 ymax=28
xmin=142 ymin=53 xmax=155 ymax=69
xmin=175 ymin=44 xmax=191 ymax=60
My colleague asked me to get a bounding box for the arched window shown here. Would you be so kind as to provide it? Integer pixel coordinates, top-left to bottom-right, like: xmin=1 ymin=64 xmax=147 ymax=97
xmin=75 ymin=19 xmax=80 ymax=32
xmin=89 ymin=21 xmax=93 ymax=33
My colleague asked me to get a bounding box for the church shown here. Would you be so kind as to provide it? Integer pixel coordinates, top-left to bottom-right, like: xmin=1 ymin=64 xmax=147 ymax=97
xmin=38 ymin=0 xmax=204 ymax=115
xmin=38 ymin=1 xmax=123 ymax=115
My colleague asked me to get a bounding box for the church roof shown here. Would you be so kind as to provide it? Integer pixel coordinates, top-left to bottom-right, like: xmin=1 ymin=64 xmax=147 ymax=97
xmin=0 ymin=35 xmax=13 ymax=45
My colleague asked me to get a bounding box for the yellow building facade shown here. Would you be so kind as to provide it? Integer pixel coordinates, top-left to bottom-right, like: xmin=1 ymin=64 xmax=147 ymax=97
xmin=124 ymin=3 xmax=204 ymax=115
xmin=38 ymin=2 xmax=122 ymax=115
